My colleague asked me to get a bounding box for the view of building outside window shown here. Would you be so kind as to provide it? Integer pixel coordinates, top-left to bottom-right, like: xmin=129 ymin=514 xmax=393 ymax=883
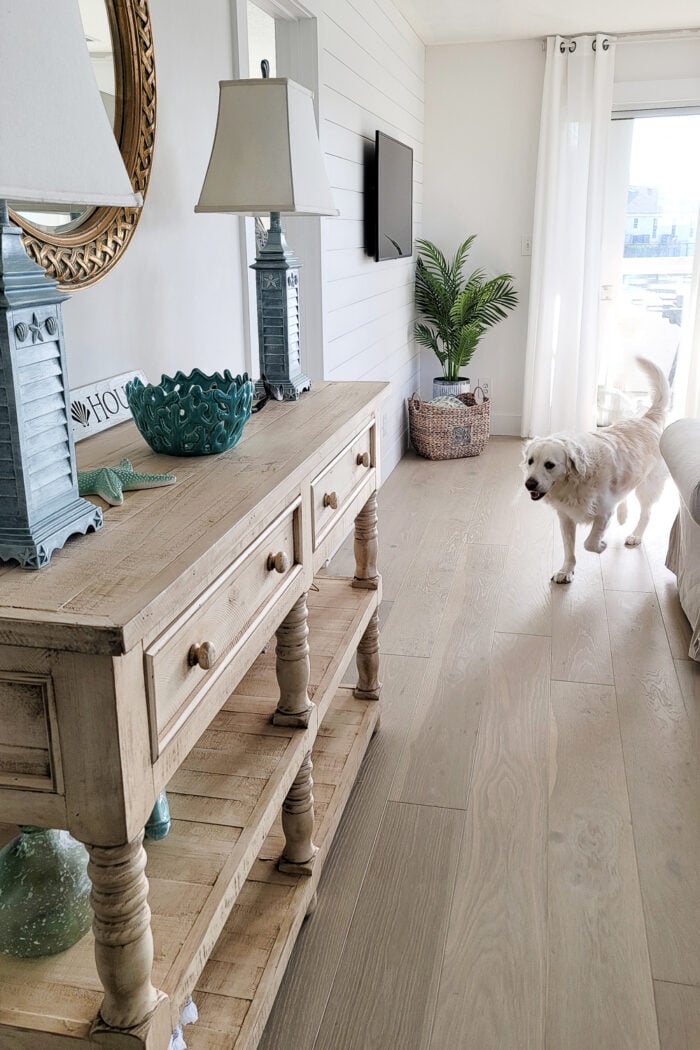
xmin=598 ymin=114 xmax=700 ymax=424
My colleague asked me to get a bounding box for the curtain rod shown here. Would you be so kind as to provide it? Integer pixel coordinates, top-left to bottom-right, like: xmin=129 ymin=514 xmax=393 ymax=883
xmin=615 ymin=27 xmax=700 ymax=43
xmin=541 ymin=28 xmax=700 ymax=50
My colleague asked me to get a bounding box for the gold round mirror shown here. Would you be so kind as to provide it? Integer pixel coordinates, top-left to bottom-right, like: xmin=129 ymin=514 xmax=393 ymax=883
xmin=9 ymin=0 xmax=156 ymax=289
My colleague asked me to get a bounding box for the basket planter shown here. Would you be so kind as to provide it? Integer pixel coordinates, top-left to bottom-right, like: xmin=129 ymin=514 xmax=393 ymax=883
xmin=432 ymin=377 xmax=470 ymax=399
xmin=408 ymin=388 xmax=490 ymax=460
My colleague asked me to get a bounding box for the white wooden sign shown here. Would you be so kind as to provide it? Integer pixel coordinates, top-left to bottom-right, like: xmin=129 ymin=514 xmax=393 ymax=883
xmin=70 ymin=370 xmax=147 ymax=442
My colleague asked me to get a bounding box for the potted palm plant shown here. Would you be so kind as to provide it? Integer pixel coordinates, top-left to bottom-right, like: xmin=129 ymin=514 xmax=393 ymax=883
xmin=414 ymin=236 xmax=518 ymax=397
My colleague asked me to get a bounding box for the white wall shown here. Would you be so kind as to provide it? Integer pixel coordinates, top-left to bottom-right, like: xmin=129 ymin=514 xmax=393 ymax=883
xmin=317 ymin=0 xmax=425 ymax=474
xmin=614 ymin=38 xmax=700 ymax=108
xmin=63 ymin=0 xmax=248 ymax=389
xmin=422 ymin=39 xmax=544 ymax=435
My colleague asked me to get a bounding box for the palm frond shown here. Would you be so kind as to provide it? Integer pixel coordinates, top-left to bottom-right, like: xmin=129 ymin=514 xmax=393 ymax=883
xmin=471 ymin=275 xmax=519 ymax=328
xmin=451 ymin=323 xmax=483 ymax=372
xmin=414 ymin=322 xmax=441 ymax=357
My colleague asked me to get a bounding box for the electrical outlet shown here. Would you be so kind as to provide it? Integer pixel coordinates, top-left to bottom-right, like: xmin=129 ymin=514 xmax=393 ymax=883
xmin=477 ymin=378 xmax=491 ymax=400
xmin=521 ymin=236 xmax=532 ymax=256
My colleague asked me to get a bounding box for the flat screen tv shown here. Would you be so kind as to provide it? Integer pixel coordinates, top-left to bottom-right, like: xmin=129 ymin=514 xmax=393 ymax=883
xmin=372 ymin=131 xmax=413 ymax=261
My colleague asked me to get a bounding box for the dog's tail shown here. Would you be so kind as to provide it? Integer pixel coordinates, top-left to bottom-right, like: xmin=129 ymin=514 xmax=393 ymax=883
xmin=637 ymin=356 xmax=670 ymax=429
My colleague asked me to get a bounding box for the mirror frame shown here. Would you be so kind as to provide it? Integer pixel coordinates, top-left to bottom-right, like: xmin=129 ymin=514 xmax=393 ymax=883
xmin=10 ymin=0 xmax=156 ymax=290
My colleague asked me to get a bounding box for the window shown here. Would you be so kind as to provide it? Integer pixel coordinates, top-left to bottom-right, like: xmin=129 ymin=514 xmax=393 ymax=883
xmin=247 ymin=2 xmax=276 ymax=77
xmin=598 ymin=114 xmax=700 ymax=424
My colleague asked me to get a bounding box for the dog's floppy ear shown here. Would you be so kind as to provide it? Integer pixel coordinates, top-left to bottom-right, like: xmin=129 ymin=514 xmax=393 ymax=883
xmin=564 ymin=438 xmax=591 ymax=477
xmin=520 ymin=437 xmax=539 ymax=468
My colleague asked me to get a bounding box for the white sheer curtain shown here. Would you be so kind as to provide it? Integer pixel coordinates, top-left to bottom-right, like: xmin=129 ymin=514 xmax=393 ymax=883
xmin=522 ymin=33 xmax=616 ymax=437
xmin=676 ymin=204 xmax=700 ymax=420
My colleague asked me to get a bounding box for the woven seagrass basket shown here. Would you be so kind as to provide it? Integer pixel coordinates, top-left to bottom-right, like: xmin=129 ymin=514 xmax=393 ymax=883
xmin=408 ymin=388 xmax=490 ymax=460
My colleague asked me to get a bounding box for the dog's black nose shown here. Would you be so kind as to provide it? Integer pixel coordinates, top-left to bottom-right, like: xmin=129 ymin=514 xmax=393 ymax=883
xmin=525 ymin=477 xmax=538 ymax=491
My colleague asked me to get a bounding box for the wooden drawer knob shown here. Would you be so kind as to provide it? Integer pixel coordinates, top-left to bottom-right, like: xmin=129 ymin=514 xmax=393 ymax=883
xmin=323 ymin=491 xmax=338 ymax=510
xmin=188 ymin=641 xmax=217 ymax=670
xmin=356 ymin=451 xmax=370 ymax=467
xmin=267 ymin=551 xmax=290 ymax=574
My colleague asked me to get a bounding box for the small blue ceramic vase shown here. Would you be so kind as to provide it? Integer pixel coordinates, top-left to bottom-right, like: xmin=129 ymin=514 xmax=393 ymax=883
xmin=145 ymin=791 xmax=171 ymax=840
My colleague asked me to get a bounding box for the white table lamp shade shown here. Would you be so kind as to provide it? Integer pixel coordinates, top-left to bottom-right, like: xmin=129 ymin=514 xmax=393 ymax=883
xmin=0 ymin=0 xmax=141 ymax=208
xmin=195 ymin=78 xmax=337 ymax=216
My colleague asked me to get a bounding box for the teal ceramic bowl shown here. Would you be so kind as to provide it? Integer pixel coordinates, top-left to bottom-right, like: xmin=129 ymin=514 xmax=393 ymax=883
xmin=126 ymin=370 xmax=254 ymax=456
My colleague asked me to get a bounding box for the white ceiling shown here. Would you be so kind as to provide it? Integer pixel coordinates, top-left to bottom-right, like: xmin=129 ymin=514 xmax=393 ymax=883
xmin=393 ymin=0 xmax=700 ymax=46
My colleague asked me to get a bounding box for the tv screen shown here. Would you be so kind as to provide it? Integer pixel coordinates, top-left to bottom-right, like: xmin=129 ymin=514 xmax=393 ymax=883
xmin=374 ymin=131 xmax=413 ymax=261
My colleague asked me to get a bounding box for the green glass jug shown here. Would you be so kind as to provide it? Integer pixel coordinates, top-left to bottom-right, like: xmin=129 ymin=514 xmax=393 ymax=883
xmin=0 ymin=826 xmax=92 ymax=957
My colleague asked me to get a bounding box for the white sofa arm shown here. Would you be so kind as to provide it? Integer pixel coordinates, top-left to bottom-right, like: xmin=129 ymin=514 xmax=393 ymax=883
xmin=660 ymin=419 xmax=700 ymax=526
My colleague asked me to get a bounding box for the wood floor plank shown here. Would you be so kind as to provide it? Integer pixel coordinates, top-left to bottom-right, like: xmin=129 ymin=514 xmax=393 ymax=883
xmin=323 ymin=449 xmax=483 ymax=601
xmin=606 ymin=590 xmax=700 ymax=984
xmin=408 ymin=452 xmax=484 ymax=528
xmin=655 ymin=980 xmax=700 ymax=1050
xmin=258 ymin=654 xmax=429 ymax=1050
xmin=380 ymin=514 xmax=470 ymax=659
xmin=495 ymin=492 xmax=553 ymax=637
xmin=674 ymin=657 xmax=700 ymax=719
xmin=389 ymin=544 xmax=505 ymax=808
xmin=321 ymin=453 xmax=443 ymax=602
xmin=551 ymin=540 xmax=614 ymax=685
xmin=312 ymin=801 xmax=463 ymax=1050
xmin=654 ymin=568 xmax=694 ymax=661
xmin=466 ymin=438 xmax=522 ymax=546
xmin=548 ymin=681 xmax=658 ymax=1049
xmin=429 ymin=633 xmax=550 ymax=1050
xmin=601 ymin=536 xmax=655 ymax=592
xmin=645 ymin=484 xmax=693 ymax=660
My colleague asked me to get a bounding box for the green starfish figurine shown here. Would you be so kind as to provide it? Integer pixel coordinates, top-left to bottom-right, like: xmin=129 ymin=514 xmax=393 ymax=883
xmin=78 ymin=458 xmax=176 ymax=506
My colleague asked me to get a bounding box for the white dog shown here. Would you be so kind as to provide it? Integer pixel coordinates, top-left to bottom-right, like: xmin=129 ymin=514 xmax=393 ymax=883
xmin=522 ymin=357 xmax=669 ymax=583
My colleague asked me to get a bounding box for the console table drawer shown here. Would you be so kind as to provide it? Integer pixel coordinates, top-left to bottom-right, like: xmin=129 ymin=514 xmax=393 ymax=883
xmin=311 ymin=423 xmax=374 ymax=548
xmin=146 ymin=500 xmax=302 ymax=752
xmin=0 ymin=671 xmax=62 ymax=793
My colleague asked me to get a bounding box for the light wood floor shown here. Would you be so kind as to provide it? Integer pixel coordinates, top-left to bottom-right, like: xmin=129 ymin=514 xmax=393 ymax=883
xmin=259 ymin=437 xmax=700 ymax=1050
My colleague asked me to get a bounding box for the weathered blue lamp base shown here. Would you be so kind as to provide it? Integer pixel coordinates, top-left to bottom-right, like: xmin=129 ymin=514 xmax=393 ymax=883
xmin=0 ymin=201 xmax=103 ymax=569
xmin=252 ymin=212 xmax=311 ymax=401
xmin=0 ymin=499 xmax=103 ymax=570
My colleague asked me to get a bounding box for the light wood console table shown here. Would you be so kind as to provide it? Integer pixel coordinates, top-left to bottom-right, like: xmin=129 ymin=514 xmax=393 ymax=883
xmin=0 ymin=380 xmax=387 ymax=1049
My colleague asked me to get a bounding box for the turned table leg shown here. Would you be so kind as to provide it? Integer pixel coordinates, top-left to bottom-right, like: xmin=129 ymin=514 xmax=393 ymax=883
xmin=272 ymin=591 xmax=314 ymax=728
xmin=278 ymin=752 xmax=318 ymax=875
xmin=354 ymin=608 xmax=381 ymax=700
xmin=352 ymin=490 xmax=380 ymax=591
xmin=353 ymin=491 xmax=382 ymax=700
xmin=86 ymin=833 xmax=162 ymax=1032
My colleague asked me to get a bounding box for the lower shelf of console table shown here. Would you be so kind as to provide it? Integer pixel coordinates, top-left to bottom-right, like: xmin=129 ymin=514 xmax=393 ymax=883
xmin=0 ymin=577 xmax=380 ymax=1050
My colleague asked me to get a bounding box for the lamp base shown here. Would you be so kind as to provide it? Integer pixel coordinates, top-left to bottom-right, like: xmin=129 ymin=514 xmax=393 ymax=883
xmin=254 ymin=373 xmax=311 ymax=402
xmin=0 ymin=497 xmax=103 ymax=570
xmin=252 ymin=213 xmax=312 ymax=402
xmin=0 ymin=203 xmax=104 ymax=571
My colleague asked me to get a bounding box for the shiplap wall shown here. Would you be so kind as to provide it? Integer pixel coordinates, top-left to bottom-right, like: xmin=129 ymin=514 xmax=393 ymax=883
xmin=317 ymin=0 xmax=425 ymax=476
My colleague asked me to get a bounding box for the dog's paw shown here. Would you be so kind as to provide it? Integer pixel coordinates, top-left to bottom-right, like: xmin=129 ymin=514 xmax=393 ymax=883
xmin=551 ymin=570 xmax=574 ymax=584
xmin=584 ymin=537 xmax=607 ymax=553
xmin=625 ymin=534 xmax=642 ymax=547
